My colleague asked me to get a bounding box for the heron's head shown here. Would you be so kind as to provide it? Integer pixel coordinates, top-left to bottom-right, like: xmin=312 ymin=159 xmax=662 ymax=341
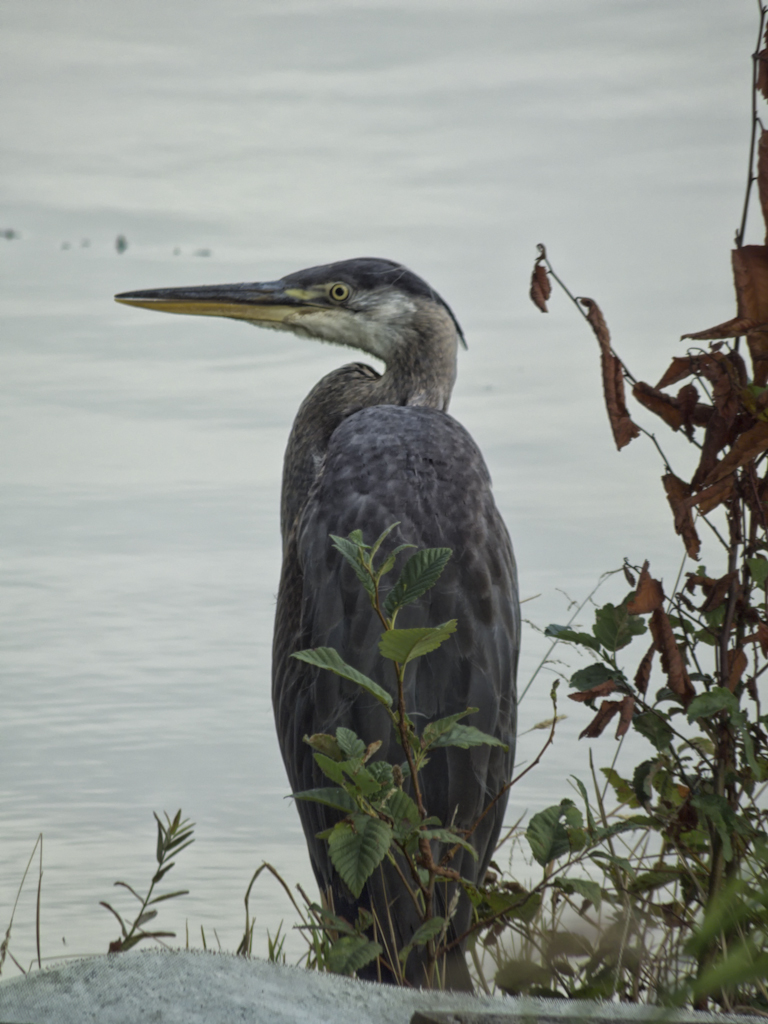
xmin=114 ymin=257 xmax=465 ymax=365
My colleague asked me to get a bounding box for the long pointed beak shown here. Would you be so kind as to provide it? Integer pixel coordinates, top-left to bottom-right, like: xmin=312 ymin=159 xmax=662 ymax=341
xmin=114 ymin=281 xmax=324 ymax=325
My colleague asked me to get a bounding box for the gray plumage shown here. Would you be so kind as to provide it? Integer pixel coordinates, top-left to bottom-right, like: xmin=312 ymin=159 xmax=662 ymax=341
xmin=114 ymin=257 xmax=520 ymax=989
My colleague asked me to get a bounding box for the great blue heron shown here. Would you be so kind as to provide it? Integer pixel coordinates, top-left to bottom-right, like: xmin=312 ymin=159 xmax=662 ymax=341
xmin=115 ymin=257 xmax=519 ymax=989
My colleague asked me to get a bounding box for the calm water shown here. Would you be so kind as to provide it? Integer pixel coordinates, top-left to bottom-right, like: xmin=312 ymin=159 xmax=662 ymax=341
xmin=0 ymin=0 xmax=755 ymax=971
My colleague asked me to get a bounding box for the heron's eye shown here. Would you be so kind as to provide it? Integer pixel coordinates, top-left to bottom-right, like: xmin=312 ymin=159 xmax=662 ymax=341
xmin=329 ymin=283 xmax=350 ymax=303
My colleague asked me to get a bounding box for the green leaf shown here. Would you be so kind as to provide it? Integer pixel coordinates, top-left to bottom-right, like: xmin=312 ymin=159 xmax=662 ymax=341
xmin=421 ymin=828 xmax=478 ymax=858
xmin=292 ymin=647 xmax=392 ymax=708
xmin=335 ymin=727 xmax=366 ymax=760
xmin=633 ymin=711 xmax=673 ymax=751
xmin=330 ymin=534 xmax=374 ymax=596
xmin=293 ymin=787 xmax=357 ymax=815
xmin=367 ymin=761 xmax=394 ymax=787
xmin=592 ymin=595 xmax=647 ymax=652
xmin=690 ymin=944 xmax=768 ymax=1003
xmin=570 ymin=663 xmax=616 ymax=692
xmin=570 ymin=775 xmax=598 ymax=831
xmin=369 ymin=522 xmax=400 ymax=558
xmin=383 ymin=548 xmax=452 ymax=618
xmin=691 ymin=794 xmax=753 ymax=862
xmin=340 ymin=763 xmax=382 ymax=798
xmin=383 ymin=789 xmax=420 ymax=831
xmin=328 ymin=815 xmax=393 ymax=898
xmin=496 ymin=960 xmax=552 ymax=995
xmin=325 ymin=935 xmax=383 ymax=976
xmin=398 ymin=917 xmax=446 ymax=964
xmin=632 ymin=758 xmax=659 ymax=804
xmin=687 ymin=686 xmax=739 ymax=723
xmin=314 ymin=753 xmax=346 ymax=786
xmin=544 ymin=624 xmax=601 ymax=652
xmin=627 ymin=868 xmax=681 ymax=895
xmin=600 ymin=768 xmax=639 ymax=808
xmin=303 ymin=733 xmax=343 ymax=761
xmin=377 ymin=544 xmax=416 ymax=578
xmin=421 ymin=709 xmax=477 ymax=748
xmin=747 ymin=556 xmax=768 ymax=587
xmin=430 ymin=723 xmax=507 ymax=751
xmin=526 ymin=802 xmax=572 ymax=866
xmin=378 ymin=621 xmax=457 ymax=665
xmin=554 ymin=876 xmax=602 ymax=910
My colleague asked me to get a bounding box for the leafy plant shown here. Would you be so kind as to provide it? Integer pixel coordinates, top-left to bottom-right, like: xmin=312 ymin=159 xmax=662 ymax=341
xmin=100 ymin=810 xmax=194 ymax=953
xmin=491 ymin=6 xmax=768 ymax=1008
xmin=290 ymin=524 xmax=519 ymax=985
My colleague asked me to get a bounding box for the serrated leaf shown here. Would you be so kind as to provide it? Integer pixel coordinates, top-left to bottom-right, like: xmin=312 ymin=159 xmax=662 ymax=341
xmin=421 ymin=828 xmax=478 ymax=858
xmin=330 ymin=534 xmax=374 ymax=595
xmin=303 ymin=733 xmax=343 ymax=761
xmin=378 ymin=544 xmax=417 ymax=578
xmin=747 ymin=556 xmax=768 ymax=587
xmin=554 ymin=877 xmax=602 ymax=910
xmin=293 ymin=787 xmax=358 ymax=814
xmin=341 ymin=763 xmax=382 ymax=798
xmin=367 ymin=761 xmax=394 ymax=786
xmin=384 ymin=789 xmax=420 ymax=830
xmin=421 ymin=709 xmax=477 ymax=748
xmin=526 ymin=802 xmax=572 ymax=866
xmin=431 ymin=723 xmax=507 ymax=750
xmin=570 ymin=663 xmax=616 ymax=692
xmin=592 ymin=596 xmax=647 ymax=652
xmin=378 ymin=621 xmax=457 ymax=665
xmin=687 ymin=686 xmax=739 ymax=723
xmin=314 ymin=753 xmax=346 ymax=785
xmin=633 ymin=711 xmax=673 ymax=751
xmin=335 ymin=727 xmax=366 ymax=759
xmin=600 ymin=768 xmax=639 ymax=808
xmin=328 ymin=815 xmax=393 ymax=898
xmin=292 ymin=647 xmax=392 ymax=707
xmin=383 ymin=548 xmax=452 ymax=618
xmin=398 ymin=916 xmax=446 ymax=964
xmin=325 ymin=935 xmax=382 ymax=976
xmin=369 ymin=522 xmax=400 ymax=558
xmin=544 ymin=624 xmax=601 ymax=652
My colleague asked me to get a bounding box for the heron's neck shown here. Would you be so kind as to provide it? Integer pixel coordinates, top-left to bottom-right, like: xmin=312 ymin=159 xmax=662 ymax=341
xmin=375 ymin=303 xmax=458 ymax=411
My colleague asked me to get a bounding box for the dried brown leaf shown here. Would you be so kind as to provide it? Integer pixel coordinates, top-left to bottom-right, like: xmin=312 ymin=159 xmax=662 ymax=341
xmin=634 ymin=643 xmax=655 ymax=697
xmin=627 ymin=560 xmax=665 ymax=614
xmin=632 ymin=382 xmax=685 ymax=431
xmin=529 ymin=260 xmax=551 ymax=313
xmin=656 ymin=356 xmax=696 ymax=390
xmin=732 ymin=247 xmax=768 ymax=385
xmin=578 ymin=297 xmax=640 ymax=450
xmin=758 ymin=46 xmax=768 ymax=102
xmin=698 ymin=571 xmax=738 ymax=614
xmin=726 ymin=648 xmax=747 ymax=692
xmin=662 ymin=473 xmax=701 ymax=560
xmin=650 ymin=607 xmax=696 ymax=708
xmin=687 ymin=474 xmax=735 ymax=515
xmin=578 ymin=700 xmax=623 ymax=740
xmin=615 ymin=695 xmax=635 ymax=739
xmin=568 ymin=680 xmax=617 ymax=702
xmin=680 ymin=317 xmax=768 ymax=342
xmin=744 ymin=620 xmax=768 ymax=656
xmin=701 ymin=420 xmax=768 ymax=488
xmin=691 ymin=413 xmax=731 ymax=489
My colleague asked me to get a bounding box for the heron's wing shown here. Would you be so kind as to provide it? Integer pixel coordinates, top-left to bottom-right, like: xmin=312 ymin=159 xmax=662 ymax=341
xmin=272 ymin=405 xmax=519 ymax=960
